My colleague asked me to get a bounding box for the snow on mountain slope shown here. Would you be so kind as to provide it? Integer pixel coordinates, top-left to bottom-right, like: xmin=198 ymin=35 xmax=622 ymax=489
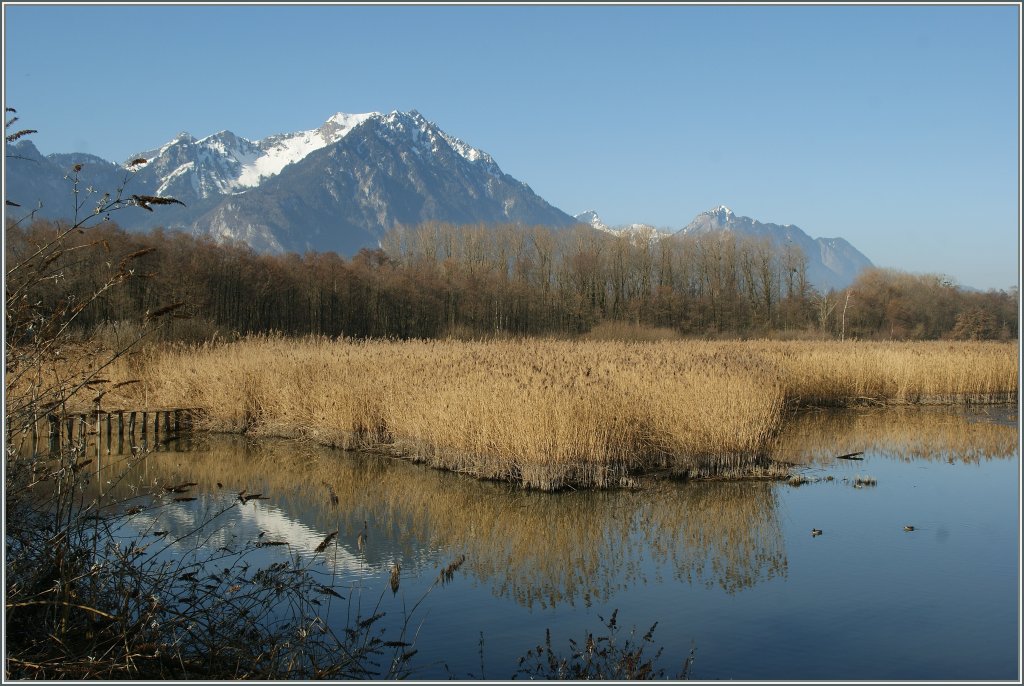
xmin=574 ymin=210 xmax=670 ymax=241
xmin=237 ymin=112 xmax=375 ymax=187
xmin=574 ymin=209 xmax=609 ymax=231
xmin=128 ymin=111 xmax=503 ymax=201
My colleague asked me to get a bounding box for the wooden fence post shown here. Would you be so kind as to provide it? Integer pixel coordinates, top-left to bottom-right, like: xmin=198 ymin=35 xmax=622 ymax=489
xmin=95 ymin=406 xmax=101 ymax=468
xmin=48 ymin=414 xmax=60 ymax=452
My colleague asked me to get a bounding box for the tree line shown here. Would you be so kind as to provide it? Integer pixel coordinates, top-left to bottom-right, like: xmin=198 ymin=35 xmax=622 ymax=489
xmin=4 ymin=218 xmax=1017 ymax=343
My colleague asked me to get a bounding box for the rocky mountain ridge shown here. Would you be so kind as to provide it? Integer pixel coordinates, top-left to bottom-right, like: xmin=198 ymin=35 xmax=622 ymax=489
xmin=5 ymin=110 xmax=576 ymax=255
xmin=575 ymin=206 xmax=873 ymax=291
xmin=7 ymin=112 xmax=872 ymax=290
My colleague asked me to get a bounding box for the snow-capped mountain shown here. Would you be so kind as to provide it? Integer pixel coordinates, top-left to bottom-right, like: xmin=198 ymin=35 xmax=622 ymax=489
xmin=5 ymin=118 xmax=874 ymax=289
xmin=573 ymin=210 xmax=670 ymax=240
xmin=5 ymin=110 xmax=576 ymax=255
xmin=130 ymin=112 xmax=376 ymax=202
xmin=574 ymin=209 xmax=609 ymax=232
xmin=677 ymin=205 xmax=873 ymax=291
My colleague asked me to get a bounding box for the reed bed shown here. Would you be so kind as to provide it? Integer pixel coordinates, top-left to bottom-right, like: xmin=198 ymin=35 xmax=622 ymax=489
xmin=760 ymin=340 xmax=1019 ymax=406
xmin=108 ymin=337 xmax=1017 ymax=491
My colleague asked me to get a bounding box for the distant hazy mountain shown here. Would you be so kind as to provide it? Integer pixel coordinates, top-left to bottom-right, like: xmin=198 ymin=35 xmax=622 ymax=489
xmin=676 ymin=205 xmax=873 ymax=291
xmin=5 ymin=110 xmax=576 ymax=255
xmin=573 ymin=210 xmax=668 ymax=239
xmin=5 ymin=140 xmax=128 ymax=222
xmin=574 ymin=206 xmax=872 ymax=291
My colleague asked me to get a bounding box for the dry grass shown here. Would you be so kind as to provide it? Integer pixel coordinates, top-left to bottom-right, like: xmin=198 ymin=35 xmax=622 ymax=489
xmin=118 ymin=337 xmax=788 ymax=489
xmin=763 ymin=340 xmax=1018 ymax=406
xmin=101 ymin=337 xmax=1017 ymax=491
xmin=579 ymin=321 xmax=682 ymax=343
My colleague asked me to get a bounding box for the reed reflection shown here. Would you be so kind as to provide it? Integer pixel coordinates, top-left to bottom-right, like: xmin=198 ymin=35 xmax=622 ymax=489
xmin=98 ymin=436 xmax=788 ymax=608
xmin=773 ymin=406 xmax=1018 ymax=466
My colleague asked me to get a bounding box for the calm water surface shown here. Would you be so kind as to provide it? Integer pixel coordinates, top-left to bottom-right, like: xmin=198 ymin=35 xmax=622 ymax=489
xmin=87 ymin=406 xmax=1019 ymax=680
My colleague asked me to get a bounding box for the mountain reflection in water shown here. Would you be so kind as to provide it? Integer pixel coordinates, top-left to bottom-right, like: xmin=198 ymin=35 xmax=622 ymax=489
xmin=98 ymin=437 xmax=787 ymax=608
xmin=81 ymin=405 xmax=1015 ymax=610
xmin=75 ymin=405 xmax=1017 ymax=611
xmin=34 ymin=404 xmax=1018 ymax=679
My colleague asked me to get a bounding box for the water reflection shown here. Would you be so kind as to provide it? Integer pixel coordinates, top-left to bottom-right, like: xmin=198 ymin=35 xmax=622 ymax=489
xmin=92 ymin=436 xmax=787 ymax=608
xmin=20 ymin=405 xmax=1018 ymax=680
xmin=773 ymin=405 xmax=1018 ymax=466
xmin=61 ymin=405 xmax=1017 ymax=611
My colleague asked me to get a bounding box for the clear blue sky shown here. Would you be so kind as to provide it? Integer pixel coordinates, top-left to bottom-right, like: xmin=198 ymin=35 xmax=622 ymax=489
xmin=3 ymin=3 xmax=1020 ymax=291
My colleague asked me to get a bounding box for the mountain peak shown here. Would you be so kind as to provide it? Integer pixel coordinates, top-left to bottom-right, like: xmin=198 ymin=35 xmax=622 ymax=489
xmin=687 ymin=205 xmax=739 ymax=230
xmin=199 ymin=129 xmax=242 ymax=146
xmin=10 ymin=108 xmax=576 ymax=258
xmin=676 ymin=207 xmax=873 ymax=291
xmin=380 ymin=109 xmax=433 ymax=133
xmin=574 ymin=210 xmax=607 ymax=231
xmin=323 ymin=111 xmax=377 ymax=130
xmin=574 ymin=211 xmax=671 ymax=238
xmin=317 ymin=112 xmax=377 ymax=151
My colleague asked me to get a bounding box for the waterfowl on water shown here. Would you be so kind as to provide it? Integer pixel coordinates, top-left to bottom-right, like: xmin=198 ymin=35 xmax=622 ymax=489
xmin=811 ymin=528 xmax=823 ymax=537
xmin=904 ymin=525 xmax=915 ymax=532
xmin=389 ymin=562 xmax=401 ymax=594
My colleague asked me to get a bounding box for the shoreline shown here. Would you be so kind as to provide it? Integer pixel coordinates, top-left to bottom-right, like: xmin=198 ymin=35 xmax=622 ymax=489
xmin=30 ymin=337 xmax=1018 ymax=492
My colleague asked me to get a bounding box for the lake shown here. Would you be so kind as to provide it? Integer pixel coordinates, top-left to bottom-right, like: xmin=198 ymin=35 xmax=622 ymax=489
xmin=83 ymin=405 xmax=1019 ymax=680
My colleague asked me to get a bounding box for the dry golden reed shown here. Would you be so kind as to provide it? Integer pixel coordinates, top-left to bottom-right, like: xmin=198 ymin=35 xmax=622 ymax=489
xmin=112 ymin=337 xmax=1017 ymax=490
